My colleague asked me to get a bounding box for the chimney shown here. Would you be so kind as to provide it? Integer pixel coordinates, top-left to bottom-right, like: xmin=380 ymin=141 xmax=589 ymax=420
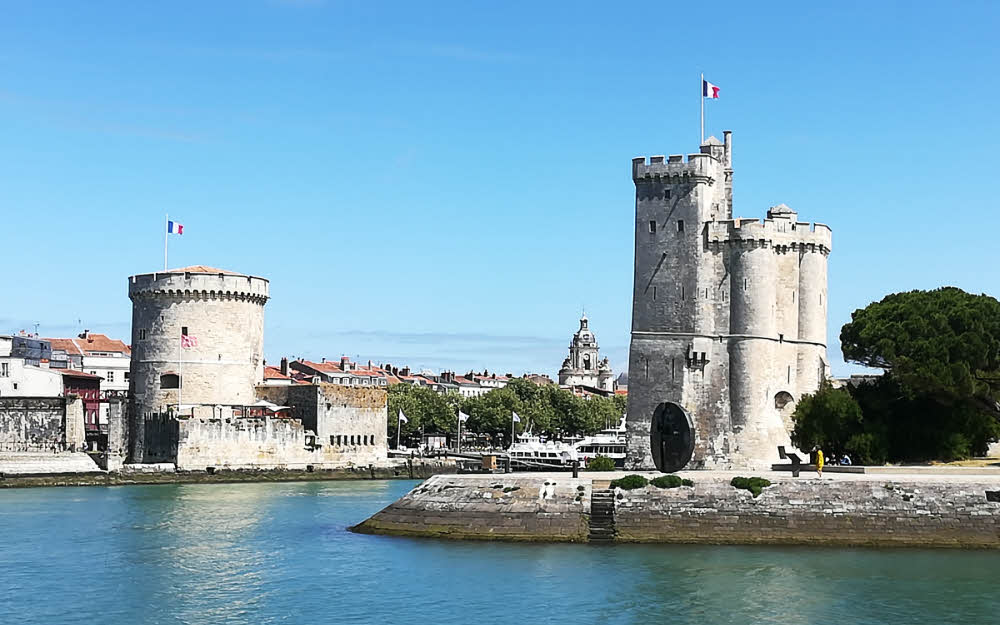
xmin=321 ymin=357 xmax=326 ymax=364
xmin=79 ymin=329 xmax=90 ymax=340
xmin=280 ymin=357 xmax=288 ymax=376
xmin=401 ymin=367 xmax=410 ymax=376
xmin=368 ymin=359 xmax=373 ymax=369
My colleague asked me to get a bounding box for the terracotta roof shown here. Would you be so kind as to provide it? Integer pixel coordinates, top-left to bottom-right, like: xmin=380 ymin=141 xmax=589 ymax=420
xmin=615 ymin=389 xmax=628 ymax=395
xmin=264 ymin=366 xmax=290 ymax=380
xmin=167 ymin=265 xmax=243 ymax=275
xmin=46 ymin=334 xmax=131 ymax=356
xmin=54 ymin=368 xmax=102 ymax=380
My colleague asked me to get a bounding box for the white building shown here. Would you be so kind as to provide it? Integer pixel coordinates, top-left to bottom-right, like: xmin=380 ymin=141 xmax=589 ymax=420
xmin=557 ymin=316 xmax=615 ymax=392
xmin=0 ymin=336 xmax=64 ymax=397
xmin=48 ymin=332 xmax=130 ymax=422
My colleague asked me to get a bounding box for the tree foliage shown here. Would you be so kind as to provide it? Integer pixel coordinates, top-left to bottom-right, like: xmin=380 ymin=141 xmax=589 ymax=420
xmin=386 ymin=378 xmax=625 ymax=449
xmin=835 ymin=287 xmax=1000 ymax=461
xmin=841 ymin=287 xmax=1000 ymax=407
xmin=790 ymin=382 xmax=863 ymax=459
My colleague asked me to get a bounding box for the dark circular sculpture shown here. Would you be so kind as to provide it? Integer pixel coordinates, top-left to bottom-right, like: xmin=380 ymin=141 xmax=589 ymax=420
xmin=650 ymin=402 xmax=694 ymax=472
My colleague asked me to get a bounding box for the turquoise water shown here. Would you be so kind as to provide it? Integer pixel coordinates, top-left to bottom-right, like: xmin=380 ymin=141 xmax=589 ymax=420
xmin=1 ymin=480 xmax=998 ymax=625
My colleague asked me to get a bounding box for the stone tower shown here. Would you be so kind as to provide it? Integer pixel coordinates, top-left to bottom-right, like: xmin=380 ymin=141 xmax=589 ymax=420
xmin=626 ymin=133 xmax=832 ymax=471
xmin=127 ymin=266 xmax=269 ymax=426
xmin=558 ymin=315 xmax=614 ymax=392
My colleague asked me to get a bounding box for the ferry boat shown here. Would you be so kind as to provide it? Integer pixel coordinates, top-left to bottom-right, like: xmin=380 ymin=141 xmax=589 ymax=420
xmin=573 ymin=416 xmax=627 ymax=467
xmin=507 ymin=432 xmax=580 ymax=467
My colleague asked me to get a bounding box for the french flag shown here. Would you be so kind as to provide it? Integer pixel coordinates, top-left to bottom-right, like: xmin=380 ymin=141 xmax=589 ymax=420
xmin=703 ymin=79 xmax=720 ymax=99
xmin=167 ymin=220 xmax=184 ymax=235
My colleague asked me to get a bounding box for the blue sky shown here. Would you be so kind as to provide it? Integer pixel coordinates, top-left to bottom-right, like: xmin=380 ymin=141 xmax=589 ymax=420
xmin=2 ymin=1 xmax=998 ymax=377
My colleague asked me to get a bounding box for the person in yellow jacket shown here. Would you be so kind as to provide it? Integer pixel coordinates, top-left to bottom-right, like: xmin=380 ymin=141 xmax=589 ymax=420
xmin=815 ymin=447 xmax=824 ymax=478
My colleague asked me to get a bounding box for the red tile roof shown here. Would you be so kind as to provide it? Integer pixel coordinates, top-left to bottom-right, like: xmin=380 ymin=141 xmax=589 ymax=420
xmin=47 ymin=334 xmax=131 ymax=356
xmin=167 ymin=265 xmax=243 ymax=275
xmin=54 ymin=368 xmax=102 ymax=380
xmin=264 ymin=366 xmax=290 ymax=380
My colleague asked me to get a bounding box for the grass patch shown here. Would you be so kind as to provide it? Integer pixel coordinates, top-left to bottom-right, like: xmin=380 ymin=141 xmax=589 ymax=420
xmin=650 ymin=475 xmax=694 ymax=488
xmin=610 ymin=474 xmax=649 ymax=490
xmin=730 ymin=476 xmax=772 ymax=498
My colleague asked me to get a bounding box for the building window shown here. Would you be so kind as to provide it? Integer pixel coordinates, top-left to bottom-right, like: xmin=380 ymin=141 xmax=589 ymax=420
xmin=139 ymin=329 xmax=147 ymax=340
xmin=160 ymin=373 xmax=180 ymax=389
xmin=665 ymin=189 xmax=671 ymax=199
xmin=0 ymin=362 xmax=7 ymax=377
xmin=648 ymin=220 xmax=657 ymax=233
xmin=90 ymin=371 xmax=98 ymax=376
xmin=124 ymin=372 xmax=130 ymax=381
xmin=677 ymin=220 xmax=684 ymax=232
xmin=107 ymin=371 xmax=114 ymax=383
xmin=653 ymin=286 xmax=657 ymax=301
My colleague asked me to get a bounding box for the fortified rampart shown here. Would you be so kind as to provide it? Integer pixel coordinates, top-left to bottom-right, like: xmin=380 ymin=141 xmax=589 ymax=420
xmin=354 ymin=474 xmax=1000 ymax=549
xmin=627 ymin=132 xmax=832 ymax=471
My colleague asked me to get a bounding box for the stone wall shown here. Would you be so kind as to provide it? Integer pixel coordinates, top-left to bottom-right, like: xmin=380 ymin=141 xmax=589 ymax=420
xmin=355 ymin=474 xmax=1000 ymax=548
xmin=352 ymin=475 xmax=592 ymax=541
xmin=614 ymin=477 xmax=1000 ymax=548
xmin=173 ymin=415 xmax=386 ymax=471
xmin=0 ymin=397 xmax=67 ymax=451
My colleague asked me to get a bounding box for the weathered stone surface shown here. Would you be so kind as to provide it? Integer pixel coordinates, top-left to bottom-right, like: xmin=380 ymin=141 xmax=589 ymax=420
xmin=627 ymin=134 xmax=832 ymax=471
xmin=355 ymin=474 xmax=1000 ymax=548
xmin=352 ymin=475 xmax=592 ymax=542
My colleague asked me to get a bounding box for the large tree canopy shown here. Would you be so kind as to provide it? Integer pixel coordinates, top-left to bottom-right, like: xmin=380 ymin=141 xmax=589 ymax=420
xmin=840 ymin=287 xmax=1000 ymax=406
xmin=838 ymin=287 xmax=1000 ymax=461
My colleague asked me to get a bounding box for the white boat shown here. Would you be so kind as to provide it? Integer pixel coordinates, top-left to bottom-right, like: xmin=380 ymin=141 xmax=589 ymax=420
xmin=507 ymin=432 xmax=580 ymax=467
xmin=574 ymin=416 xmax=627 ymax=467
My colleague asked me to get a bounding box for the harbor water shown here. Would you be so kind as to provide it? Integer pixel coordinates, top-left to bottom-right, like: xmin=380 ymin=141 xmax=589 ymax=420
xmin=1 ymin=480 xmax=997 ymax=624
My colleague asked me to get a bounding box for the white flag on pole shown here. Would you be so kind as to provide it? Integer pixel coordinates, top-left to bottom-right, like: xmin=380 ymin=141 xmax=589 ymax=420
xmin=512 ymin=411 xmax=521 ymax=423
xmin=459 ymin=410 xmax=470 ymax=423
xmin=398 ymin=409 xmax=409 ymax=424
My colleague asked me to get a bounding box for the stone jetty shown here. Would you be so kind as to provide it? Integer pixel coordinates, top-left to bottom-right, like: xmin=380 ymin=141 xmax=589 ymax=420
xmin=352 ymin=470 xmax=1000 ymax=548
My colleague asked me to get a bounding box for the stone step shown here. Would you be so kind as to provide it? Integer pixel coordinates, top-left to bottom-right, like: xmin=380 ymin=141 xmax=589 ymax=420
xmin=0 ymin=452 xmax=102 ymax=475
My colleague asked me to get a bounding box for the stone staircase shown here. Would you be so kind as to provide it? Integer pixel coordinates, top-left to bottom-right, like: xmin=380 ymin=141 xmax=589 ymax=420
xmin=588 ymin=488 xmax=617 ymax=542
xmin=0 ymin=452 xmax=102 ymax=475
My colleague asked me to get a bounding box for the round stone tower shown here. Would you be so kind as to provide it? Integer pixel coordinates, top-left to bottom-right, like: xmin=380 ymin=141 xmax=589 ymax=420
xmin=127 ymin=266 xmax=269 ymax=419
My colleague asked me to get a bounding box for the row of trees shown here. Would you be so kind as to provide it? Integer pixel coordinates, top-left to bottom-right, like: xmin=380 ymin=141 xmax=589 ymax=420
xmin=791 ymin=287 xmax=1000 ymax=464
xmin=387 ymin=377 xmax=627 ymax=448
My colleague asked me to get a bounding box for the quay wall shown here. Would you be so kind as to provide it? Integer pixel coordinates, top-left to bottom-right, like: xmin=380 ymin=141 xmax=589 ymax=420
xmin=354 ymin=474 xmax=1000 ymax=548
xmin=174 ymin=415 xmax=386 ymax=471
xmin=614 ymin=478 xmax=1000 ymax=548
xmin=352 ymin=475 xmax=592 ymax=542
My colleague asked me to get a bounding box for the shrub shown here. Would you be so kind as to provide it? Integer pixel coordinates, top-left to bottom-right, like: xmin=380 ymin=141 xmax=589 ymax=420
xmin=650 ymin=475 xmax=693 ymax=488
xmin=610 ymin=474 xmax=649 ymax=490
xmin=730 ymin=476 xmax=772 ymax=498
xmin=586 ymin=455 xmax=617 ymax=471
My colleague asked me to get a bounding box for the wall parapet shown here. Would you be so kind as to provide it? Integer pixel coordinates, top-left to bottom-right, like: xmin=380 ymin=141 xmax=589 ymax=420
xmin=632 ymin=152 xmax=721 ymax=184
xmin=706 ymin=218 xmax=832 ymax=253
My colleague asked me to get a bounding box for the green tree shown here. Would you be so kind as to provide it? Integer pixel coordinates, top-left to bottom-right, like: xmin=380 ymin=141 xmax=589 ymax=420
xmin=790 ymin=382 xmax=864 ymax=459
xmin=840 ymin=287 xmax=1000 ymax=460
xmin=387 ymin=384 xmax=456 ymax=447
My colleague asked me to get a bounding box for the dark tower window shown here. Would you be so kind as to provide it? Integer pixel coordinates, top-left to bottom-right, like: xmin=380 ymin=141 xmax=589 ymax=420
xmin=160 ymin=373 xmax=181 ymax=389
xmin=664 ymin=189 xmax=671 ymax=199
xmin=181 ymin=326 xmax=189 ymax=336
xmin=583 ymin=354 xmax=591 ymax=370
xmin=648 ymin=220 xmax=657 ymax=233
xmin=677 ymin=220 xmax=684 ymax=232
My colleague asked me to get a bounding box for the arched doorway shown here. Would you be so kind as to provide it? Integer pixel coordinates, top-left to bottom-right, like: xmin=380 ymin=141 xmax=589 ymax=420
xmin=650 ymin=402 xmax=694 ymax=472
xmin=774 ymin=391 xmax=795 ymax=433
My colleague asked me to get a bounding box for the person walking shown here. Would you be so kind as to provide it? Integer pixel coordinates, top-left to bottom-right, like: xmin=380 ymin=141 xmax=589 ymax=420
xmin=815 ymin=447 xmax=825 ymax=478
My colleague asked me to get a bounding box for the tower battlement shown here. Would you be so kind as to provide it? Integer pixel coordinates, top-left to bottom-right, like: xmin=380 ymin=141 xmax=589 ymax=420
xmin=128 ymin=267 xmax=269 ymax=305
xmin=631 ymin=152 xmax=722 ymax=183
xmin=706 ymin=218 xmax=832 ymax=253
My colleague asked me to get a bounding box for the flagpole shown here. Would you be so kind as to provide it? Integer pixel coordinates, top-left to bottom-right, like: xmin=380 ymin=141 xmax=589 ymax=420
xmin=700 ymin=72 xmax=705 ymax=145
xmin=164 ymin=213 xmax=169 ymax=271
xmin=457 ymin=411 xmax=462 ymax=453
xmin=177 ymin=327 xmax=182 ymax=416
xmin=396 ymin=412 xmax=401 ymax=450
xmin=511 ymin=414 xmax=515 ymax=448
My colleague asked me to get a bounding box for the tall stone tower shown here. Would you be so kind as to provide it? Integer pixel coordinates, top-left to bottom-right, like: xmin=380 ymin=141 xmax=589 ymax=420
xmin=558 ymin=316 xmax=614 ymax=392
xmin=127 ymin=265 xmax=269 ymax=424
xmin=626 ymin=133 xmax=832 ymax=471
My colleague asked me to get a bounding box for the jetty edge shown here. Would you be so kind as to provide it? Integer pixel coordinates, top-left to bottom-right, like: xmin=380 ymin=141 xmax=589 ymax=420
xmin=351 ymin=472 xmax=1000 ymax=548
